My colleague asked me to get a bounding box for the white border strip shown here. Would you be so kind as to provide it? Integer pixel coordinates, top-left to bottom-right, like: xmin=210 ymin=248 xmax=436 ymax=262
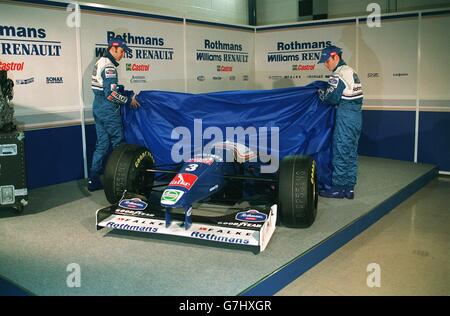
xmin=183 ymin=18 xmax=188 ymax=93
xmin=414 ymin=13 xmax=422 ymax=164
xmin=75 ymin=4 xmax=88 ymax=179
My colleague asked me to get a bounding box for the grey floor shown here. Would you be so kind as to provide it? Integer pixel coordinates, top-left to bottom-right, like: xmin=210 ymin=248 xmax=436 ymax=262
xmin=0 ymin=157 xmax=443 ymax=295
xmin=277 ymin=176 xmax=450 ymax=296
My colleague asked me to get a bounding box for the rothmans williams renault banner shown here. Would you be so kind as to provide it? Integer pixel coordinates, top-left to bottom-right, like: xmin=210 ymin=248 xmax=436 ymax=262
xmin=0 ymin=2 xmax=80 ymax=115
xmin=122 ymin=81 xmax=334 ymax=189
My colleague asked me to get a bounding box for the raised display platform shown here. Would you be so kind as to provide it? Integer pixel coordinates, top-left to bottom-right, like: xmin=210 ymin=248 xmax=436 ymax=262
xmin=0 ymin=156 xmax=437 ymax=295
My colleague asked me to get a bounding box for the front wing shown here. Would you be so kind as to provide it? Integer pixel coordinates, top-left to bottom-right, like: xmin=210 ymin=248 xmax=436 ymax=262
xmin=96 ymin=200 xmax=277 ymax=252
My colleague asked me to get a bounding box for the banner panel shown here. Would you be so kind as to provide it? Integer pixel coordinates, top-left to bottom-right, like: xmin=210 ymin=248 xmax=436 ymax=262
xmin=186 ymin=23 xmax=254 ymax=93
xmin=419 ymin=14 xmax=450 ymax=105
xmin=80 ymin=11 xmax=185 ymax=112
xmin=0 ymin=2 xmax=80 ymax=117
xmin=255 ymin=23 xmax=356 ymax=90
xmin=358 ymin=17 xmax=418 ymax=100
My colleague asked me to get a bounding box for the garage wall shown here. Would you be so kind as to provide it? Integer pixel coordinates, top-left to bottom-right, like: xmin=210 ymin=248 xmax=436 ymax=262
xmin=256 ymin=0 xmax=299 ymax=25
xmin=1 ymin=1 xmax=449 ymax=189
xmin=0 ymin=0 xmax=254 ymax=189
xmin=71 ymin=0 xmax=249 ymax=25
xmin=254 ymin=11 xmax=450 ymax=173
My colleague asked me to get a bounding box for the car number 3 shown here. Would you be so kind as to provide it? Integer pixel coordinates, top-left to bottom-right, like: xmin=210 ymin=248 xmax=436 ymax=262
xmin=185 ymin=164 xmax=198 ymax=172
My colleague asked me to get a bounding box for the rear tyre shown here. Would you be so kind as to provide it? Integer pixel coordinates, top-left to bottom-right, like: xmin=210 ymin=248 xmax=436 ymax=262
xmin=103 ymin=144 xmax=155 ymax=204
xmin=278 ymin=155 xmax=318 ymax=228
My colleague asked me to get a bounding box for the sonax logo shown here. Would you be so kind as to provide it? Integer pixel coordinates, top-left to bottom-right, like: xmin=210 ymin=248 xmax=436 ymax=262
xmin=169 ymin=173 xmax=198 ymax=190
xmin=46 ymin=76 xmax=63 ymax=84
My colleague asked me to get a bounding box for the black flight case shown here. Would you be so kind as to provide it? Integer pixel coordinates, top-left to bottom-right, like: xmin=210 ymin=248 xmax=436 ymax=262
xmin=0 ymin=129 xmax=28 ymax=213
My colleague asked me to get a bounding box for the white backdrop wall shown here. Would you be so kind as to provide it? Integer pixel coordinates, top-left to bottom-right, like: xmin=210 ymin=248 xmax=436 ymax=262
xmin=185 ymin=22 xmax=254 ymax=93
xmin=0 ymin=1 xmax=254 ymax=127
xmin=79 ymin=11 xmax=186 ymax=121
xmin=2 ymin=1 xmax=448 ymax=126
xmin=254 ymin=13 xmax=450 ymax=112
xmin=0 ymin=1 xmax=449 ymax=178
xmin=0 ymin=2 xmax=81 ymax=124
xmin=254 ymin=21 xmax=356 ymax=89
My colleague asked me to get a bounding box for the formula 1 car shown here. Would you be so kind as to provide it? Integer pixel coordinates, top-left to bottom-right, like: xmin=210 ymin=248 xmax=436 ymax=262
xmin=96 ymin=141 xmax=318 ymax=252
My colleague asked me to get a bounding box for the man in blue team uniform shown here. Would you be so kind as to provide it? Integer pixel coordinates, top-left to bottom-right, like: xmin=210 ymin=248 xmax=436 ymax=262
xmin=317 ymin=45 xmax=363 ymax=199
xmin=88 ymin=37 xmax=140 ymax=191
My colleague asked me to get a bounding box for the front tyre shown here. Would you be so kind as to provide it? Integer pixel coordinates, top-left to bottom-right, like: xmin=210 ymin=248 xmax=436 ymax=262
xmin=103 ymin=144 xmax=155 ymax=204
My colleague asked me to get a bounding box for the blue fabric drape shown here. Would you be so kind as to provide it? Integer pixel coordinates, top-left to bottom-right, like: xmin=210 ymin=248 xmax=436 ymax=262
xmin=122 ymin=81 xmax=334 ymax=189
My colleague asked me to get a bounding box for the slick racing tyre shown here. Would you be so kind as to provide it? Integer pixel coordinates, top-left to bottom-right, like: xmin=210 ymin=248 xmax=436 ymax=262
xmin=278 ymin=155 xmax=318 ymax=228
xmin=103 ymin=144 xmax=155 ymax=204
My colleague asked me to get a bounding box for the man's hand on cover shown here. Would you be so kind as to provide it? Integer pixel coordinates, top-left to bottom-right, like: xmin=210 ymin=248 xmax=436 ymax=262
xmin=130 ymin=94 xmax=140 ymax=109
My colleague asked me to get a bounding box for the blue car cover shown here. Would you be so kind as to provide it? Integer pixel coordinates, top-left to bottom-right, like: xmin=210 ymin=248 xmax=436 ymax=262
xmin=122 ymin=81 xmax=334 ymax=189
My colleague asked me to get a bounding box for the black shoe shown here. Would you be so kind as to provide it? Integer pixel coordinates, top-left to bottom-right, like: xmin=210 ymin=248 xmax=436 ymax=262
xmin=319 ymin=186 xmax=345 ymax=199
xmin=88 ymin=178 xmax=103 ymax=192
xmin=344 ymin=187 xmax=355 ymax=199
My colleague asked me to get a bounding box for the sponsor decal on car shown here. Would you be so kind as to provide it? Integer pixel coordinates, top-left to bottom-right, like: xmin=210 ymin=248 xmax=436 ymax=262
xmin=114 ymin=208 xmax=155 ymax=218
xmin=161 ymin=189 xmax=184 ymax=205
xmin=106 ymin=221 xmax=158 ymax=233
xmin=15 ymin=77 xmax=34 ymax=85
xmin=217 ymin=221 xmax=263 ymax=228
xmin=209 ymin=184 xmax=219 ymax=192
xmin=197 ymin=226 xmax=253 ymax=236
xmin=188 ymin=157 xmax=215 ymax=165
xmin=169 ymin=173 xmax=198 ymax=190
xmin=190 ymin=232 xmax=250 ymax=245
xmin=46 ymin=76 xmax=63 ymax=84
xmin=118 ymin=198 xmax=148 ymax=210
xmin=235 ymin=210 xmax=268 ymax=223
